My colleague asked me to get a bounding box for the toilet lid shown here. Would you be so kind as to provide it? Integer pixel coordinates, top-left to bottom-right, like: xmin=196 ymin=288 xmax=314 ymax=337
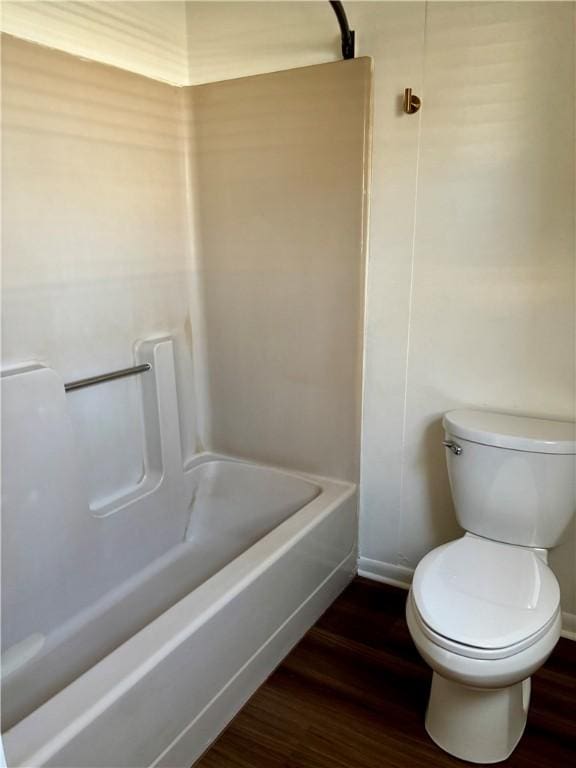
xmin=412 ymin=536 xmax=560 ymax=650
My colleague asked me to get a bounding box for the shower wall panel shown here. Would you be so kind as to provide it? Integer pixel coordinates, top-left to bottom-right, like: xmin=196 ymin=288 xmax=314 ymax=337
xmin=1 ymin=34 xmax=201 ymax=502
xmin=189 ymin=59 xmax=372 ymax=481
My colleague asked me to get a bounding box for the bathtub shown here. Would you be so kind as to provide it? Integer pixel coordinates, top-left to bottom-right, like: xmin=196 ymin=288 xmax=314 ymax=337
xmin=2 ymin=453 xmax=357 ymax=767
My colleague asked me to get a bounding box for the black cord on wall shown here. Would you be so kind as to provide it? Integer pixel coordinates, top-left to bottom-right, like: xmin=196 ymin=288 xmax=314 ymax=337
xmin=329 ymin=1 xmax=355 ymax=59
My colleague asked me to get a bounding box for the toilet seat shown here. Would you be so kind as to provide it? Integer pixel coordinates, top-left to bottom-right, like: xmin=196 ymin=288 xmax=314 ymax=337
xmin=408 ymin=592 xmax=560 ymax=660
xmin=412 ymin=535 xmax=560 ymax=657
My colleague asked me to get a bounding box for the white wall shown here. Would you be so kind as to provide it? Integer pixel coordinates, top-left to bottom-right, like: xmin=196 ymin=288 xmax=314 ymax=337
xmin=1 ymin=1 xmax=190 ymax=84
xmin=0 ymin=0 xmax=343 ymax=85
xmin=359 ymin=2 xmax=576 ymax=629
xmin=184 ymin=1 xmax=341 ymax=84
xmin=2 ymin=2 xmax=575 ymax=620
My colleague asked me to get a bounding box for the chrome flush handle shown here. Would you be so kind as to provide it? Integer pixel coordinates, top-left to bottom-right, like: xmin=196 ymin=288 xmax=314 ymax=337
xmin=443 ymin=440 xmax=463 ymax=456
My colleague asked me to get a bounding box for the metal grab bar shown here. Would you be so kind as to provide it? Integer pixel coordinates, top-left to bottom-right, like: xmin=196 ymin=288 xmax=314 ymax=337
xmin=64 ymin=363 xmax=151 ymax=392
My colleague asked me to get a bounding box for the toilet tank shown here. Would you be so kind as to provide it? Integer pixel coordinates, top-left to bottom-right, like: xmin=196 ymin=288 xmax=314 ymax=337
xmin=443 ymin=410 xmax=576 ymax=548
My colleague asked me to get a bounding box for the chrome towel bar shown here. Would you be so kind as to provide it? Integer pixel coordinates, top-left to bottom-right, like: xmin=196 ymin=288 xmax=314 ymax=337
xmin=64 ymin=363 xmax=151 ymax=392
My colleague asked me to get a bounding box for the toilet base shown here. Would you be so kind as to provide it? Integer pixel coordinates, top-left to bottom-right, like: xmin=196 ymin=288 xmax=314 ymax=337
xmin=425 ymin=672 xmax=531 ymax=764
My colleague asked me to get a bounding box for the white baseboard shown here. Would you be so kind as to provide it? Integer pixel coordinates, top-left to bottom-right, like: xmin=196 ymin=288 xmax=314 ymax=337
xmin=357 ymin=556 xmax=413 ymax=589
xmin=561 ymin=611 xmax=576 ymax=641
xmin=357 ymin=556 xmax=576 ymax=642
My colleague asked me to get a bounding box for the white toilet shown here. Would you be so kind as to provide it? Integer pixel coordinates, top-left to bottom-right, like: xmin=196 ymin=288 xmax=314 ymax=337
xmin=406 ymin=409 xmax=575 ymax=764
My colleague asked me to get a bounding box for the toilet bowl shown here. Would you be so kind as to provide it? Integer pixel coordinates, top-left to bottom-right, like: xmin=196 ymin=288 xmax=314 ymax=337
xmin=406 ymin=409 xmax=575 ymax=764
xmin=406 ymin=535 xmax=561 ymax=763
xmin=407 ymin=601 xmax=561 ymax=764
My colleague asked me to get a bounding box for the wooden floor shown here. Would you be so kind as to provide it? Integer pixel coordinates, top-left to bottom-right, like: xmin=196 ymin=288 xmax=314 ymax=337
xmin=196 ymin=577 xmax=576 ymax=768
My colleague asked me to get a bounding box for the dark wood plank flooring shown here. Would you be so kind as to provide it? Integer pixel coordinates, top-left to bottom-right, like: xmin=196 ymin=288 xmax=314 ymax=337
xmin=195 ymin=578 xmax=576 ymax=768
xmin=196 ymin=577 xmax=576 ymax=767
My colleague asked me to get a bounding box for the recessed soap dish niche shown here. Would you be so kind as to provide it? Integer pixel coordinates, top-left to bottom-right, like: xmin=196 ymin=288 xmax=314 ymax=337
xmin=66 ymin=337 xmax=179 ymax=517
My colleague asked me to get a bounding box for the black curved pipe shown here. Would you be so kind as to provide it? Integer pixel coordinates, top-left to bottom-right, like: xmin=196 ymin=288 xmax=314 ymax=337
xmin=329 ymin=1 xmax=355 ymax=60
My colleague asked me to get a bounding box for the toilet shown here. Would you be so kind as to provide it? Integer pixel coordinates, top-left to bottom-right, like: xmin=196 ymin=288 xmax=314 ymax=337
xmin=406 ymin=409 xmax=576 ymax=764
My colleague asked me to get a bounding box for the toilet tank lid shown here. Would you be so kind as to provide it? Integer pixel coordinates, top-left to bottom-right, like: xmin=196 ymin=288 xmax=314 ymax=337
xmin=443 ymin=409 xmax=576 ymax=454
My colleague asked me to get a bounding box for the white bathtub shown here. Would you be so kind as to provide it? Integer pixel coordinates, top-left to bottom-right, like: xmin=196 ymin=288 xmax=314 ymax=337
xmin=2 ymin=454 xmax=357 ymax=767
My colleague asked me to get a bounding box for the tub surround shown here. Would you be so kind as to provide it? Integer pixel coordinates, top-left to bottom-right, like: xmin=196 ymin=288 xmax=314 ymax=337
xmin=1 ymin=33 xmax=370 ymax=484
xmin=1 ymin=34 xmax=371 ymax=767
xmin=1 ymin=342 xmax=359 ymax=765
xmin=187 ymin=56 xmax=371 ymax=481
